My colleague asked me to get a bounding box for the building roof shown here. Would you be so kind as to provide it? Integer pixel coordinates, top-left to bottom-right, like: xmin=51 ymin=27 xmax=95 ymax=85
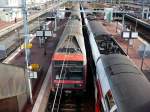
xmin=0 ymin=63 xmax=27 ymax=99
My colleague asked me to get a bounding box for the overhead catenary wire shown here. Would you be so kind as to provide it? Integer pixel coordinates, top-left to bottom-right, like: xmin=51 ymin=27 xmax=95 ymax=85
xmin=51 ymin=11 xmax=85 ymax=110
xmin=50 ymin=5 xmax=82 ymax=109
xmin=51 ymin=33 xmax=72 ymax=112
xmin=55 ymin=23 xmax=79 ymax=111
xmin=56 ymin=37 xmax=73 ymax=112
xmin=51 ymin=22 xmax=76 ymax=111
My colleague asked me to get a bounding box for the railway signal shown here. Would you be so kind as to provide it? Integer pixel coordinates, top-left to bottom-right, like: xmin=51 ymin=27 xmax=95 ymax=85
xmin=21 ymin=43 xmax=33 ymax=49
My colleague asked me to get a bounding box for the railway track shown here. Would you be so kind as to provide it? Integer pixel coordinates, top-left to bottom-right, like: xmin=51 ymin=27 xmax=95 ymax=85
xmin=46 ymin=92 xmax=88 ymax=112
xmin=46 ymin=67 xmax=95 ymax=112
xmin=46 ymin=63 xmax=95 ymax=112
xmin=46 ymin=38 xmax=95 ymax=112
xmin=46 ymin=9 xmax=95 ymax=112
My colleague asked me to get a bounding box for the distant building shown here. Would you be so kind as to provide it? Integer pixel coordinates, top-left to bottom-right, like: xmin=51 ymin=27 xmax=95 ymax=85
xmin=0 ymin=0 xmax=22 ymax=22
xmin=0 ymin=0 xmax=50 ymax=22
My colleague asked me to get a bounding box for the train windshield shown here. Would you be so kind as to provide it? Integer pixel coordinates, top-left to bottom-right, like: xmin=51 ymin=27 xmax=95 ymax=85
xmin=53 ymin=61 xmax=84 ymax=80
xmin=56 ymin=72 xmax=83 ymax=80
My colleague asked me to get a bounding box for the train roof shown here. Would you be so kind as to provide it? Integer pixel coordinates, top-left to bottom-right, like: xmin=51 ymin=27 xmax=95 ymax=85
xmin=70 ymin=4 xmax=81 ymax=20
xmin=89 ymin=20 xmax=109 ymax=37
xmin=88 ymin=20 xmax=126 ymax=55
xmin=56 ymin=19 xmax=83 ymax=52
xmin=101 ymin=54 xmax=150 ymax=112
xmin=55 ymin=12 xmax=86 ymax=60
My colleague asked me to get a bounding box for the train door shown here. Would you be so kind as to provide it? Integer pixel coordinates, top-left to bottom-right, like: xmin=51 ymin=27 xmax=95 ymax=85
xmin=95 ymin=75 xmax=105 ymax=112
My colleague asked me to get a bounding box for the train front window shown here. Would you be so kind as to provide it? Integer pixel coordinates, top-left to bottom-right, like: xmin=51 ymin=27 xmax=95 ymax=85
xmin=53 ymin=61 xmax=84 ymax=80
xmin=55 ymin=72 xmax=83 ymax=80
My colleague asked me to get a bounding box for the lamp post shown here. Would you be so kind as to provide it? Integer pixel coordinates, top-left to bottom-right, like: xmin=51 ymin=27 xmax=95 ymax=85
xmin=122 ymin=12 xmax=125 ymax=31
xmin=142 ymin=0 xmax=144 ymax=19
xmin=135 ymin=15 xmax=138 ymax=31
xmin=21 ymin=0 xmax=33 ymax=104
xmin=141 ymin=44 xmax=146 ymax=70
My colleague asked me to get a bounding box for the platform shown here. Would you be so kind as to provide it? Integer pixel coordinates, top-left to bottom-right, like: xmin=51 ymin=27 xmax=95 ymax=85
xmin=103 ymin=21 xmax=150 ymax=80
xmin=0 ymin=1 xmax=66 ymax=38
xmin=1 ymin=15 xmax=68 ymax=112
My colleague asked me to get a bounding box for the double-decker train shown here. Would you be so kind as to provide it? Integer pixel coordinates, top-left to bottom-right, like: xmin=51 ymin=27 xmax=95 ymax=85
xmin=82 ymin=6 xmax=150 ymax=112
xmin=51 ymin=4 xmax=87 ymax=92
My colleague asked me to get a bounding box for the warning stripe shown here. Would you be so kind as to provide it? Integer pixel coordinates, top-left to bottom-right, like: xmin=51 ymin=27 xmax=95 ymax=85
xmin=52 ymin=53 xmax=84 ymax=61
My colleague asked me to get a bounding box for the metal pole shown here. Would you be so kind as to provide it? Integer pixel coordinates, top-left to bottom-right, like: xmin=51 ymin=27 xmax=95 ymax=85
xmin=127 ymin=31 xmax=132 ymax=55
xmin=44 ymin=38 xmax=47 ymax=55
xmin=142 ymin=0 xmax=144 ymax=19
xmin=127 ymin=38 xmax=129 ymax=55
xmin=54 ymin=15 xmax=57 ymax=31
xmin=135 ymin=15 xmax=138 ymax=31
xmin=116 ymin=21 xmax=118 ymax=33
xmin=122 ymin=13 xmax=125 ymax=31
xmin=15 ymin=29 xmax=21 ymax=49
xmin=21 ymin=0 xmax=33 ymax=104
xmin=141 ymin=44 xmax=147 ymax=70
xmin=38 ymin=16 xmax=40 ymax=28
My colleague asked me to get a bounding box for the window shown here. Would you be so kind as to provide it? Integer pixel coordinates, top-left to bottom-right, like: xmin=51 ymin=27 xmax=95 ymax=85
xmin=110 ymin=105 xmax=117 ymax=112
xmin=105 ymin=90 xmax=116 ymax=111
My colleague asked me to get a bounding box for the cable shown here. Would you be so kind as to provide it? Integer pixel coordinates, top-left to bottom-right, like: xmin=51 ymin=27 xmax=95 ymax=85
xmin=52 ymin=24 xmax=74 ymax=112
xmin=56 ymin=37 xmax=73 ymax=112
xmin=51 ymin=35 xmax=71 ymax=112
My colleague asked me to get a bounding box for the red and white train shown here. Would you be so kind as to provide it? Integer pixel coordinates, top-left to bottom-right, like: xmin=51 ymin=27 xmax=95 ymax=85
xmin=82 ymin=6 xmax=150 ymax=112
xmin=52 ymin=4 xmax=87 ymax=92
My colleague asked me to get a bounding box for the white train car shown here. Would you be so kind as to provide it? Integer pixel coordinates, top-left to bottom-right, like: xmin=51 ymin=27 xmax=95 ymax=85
xmin=82 ymin=6 xmax=150 ymax=112
xmin=0 ymin=35 xmax=22 ymax=60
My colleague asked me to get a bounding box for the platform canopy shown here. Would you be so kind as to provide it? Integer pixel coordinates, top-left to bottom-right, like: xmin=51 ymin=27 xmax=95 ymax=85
xmin=0 ymin=63 xmax=27 ymax=99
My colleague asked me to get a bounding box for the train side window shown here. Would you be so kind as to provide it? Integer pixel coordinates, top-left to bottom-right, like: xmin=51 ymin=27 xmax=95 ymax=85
xmin=105 ymin=90 xmax=115 ymax=111
xmin=110 ymin=105 xmax=117 ymax=112
xmin=56 ymin=75 xmax=59 ymax=79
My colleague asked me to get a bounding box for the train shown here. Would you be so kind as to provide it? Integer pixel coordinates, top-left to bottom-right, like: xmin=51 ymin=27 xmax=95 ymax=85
xmin=82 ymin=6 xmax=150 ymax=112
xmin=51 ymin=4 xmax=87 ymax=93
xmin=0 ymin=34 xmax=23 ymax=60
